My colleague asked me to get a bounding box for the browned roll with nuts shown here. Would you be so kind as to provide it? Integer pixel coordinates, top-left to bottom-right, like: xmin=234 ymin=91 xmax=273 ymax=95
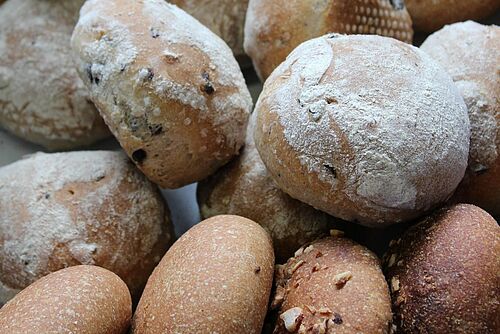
xmin=383 ymin=204 xmax=500 ymax=333
xmin=244 ymin=0 xmax=413 ymax=80
xmin=0 ymin=265 xmax=131 ymax=334
xmin=271 ymin=234 xmax=392 ymax=333
xmin=406 ymin=0 xmax=500 ymax=32
xmin=0 ymin=151 xmax=174 ymax=304
xmin=421 ymin=21 xmax=500 ymax=217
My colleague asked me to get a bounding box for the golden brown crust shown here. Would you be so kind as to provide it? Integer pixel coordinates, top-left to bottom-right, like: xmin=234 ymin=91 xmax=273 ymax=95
xmin=0 ymin=265 xmax=131 ymax=334
xmin=272 ymin=236 xmax=392 ymax=334
xmin=132 ymin=215 xmax=275 ymax=334
xmin=383 ymin=204 xmax=500 ymax=333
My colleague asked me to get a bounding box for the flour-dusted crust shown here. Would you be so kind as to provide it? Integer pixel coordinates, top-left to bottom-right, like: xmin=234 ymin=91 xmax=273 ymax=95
xmin=244 ymin=0 xmax=413 ymax=80
xmin=71 ymin=0 xmax=252 ymax=189
xmin=254 ymin=34 xmax=470 ymax=227
xmin=272 ymin=236 xmax=392 ymax=334
xmin=421 ymin=21 xmax=500 ymax=216
xmin=0 ymin=151 xmax=174 ymax=304
xmin=406 ymin=0 xmax=500 ymax=32
xmin=132 ymin=215 xmax=274 ymax=334
xmin=383 ymin=204 xmax=500 ymax=333
xmin=0 ymin=266 xmax=131 ymax=334
xmin=0 ymin=0 xmax=109 ymax=150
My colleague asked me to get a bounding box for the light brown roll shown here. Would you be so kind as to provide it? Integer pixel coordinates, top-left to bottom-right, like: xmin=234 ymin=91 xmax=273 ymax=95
xmin=0 ymin=0 xmax=109 ymax=150
xmin=244 ymin=0 xmax=413 ymax=81
xmin=421 ymin=21 xmax=500 ymax=217
xmin=0 ymin=265 xmax=131 ymax=334
xmin=272 ymin=235 xmax=392 ymax=334
xmin=132 ymin=215 xmax=274 ymax=334
xmin=0 ymin=151 xmax=174 ymax=304
xmin=406 ymin=0 xmax=500 ymax=33
xmin=383 ymin=204 xmax=500 ymax=333
xmin=254 ymin=34 xmax=470 ymax=227
xmin=71 ymin=0 xmax=252 ymax=189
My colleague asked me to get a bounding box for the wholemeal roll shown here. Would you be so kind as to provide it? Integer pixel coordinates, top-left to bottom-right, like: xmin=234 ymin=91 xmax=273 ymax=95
xmin=0 ymin=265 xmax=131 ymax=334
xmin=0 ymin=151 xmax=174 ymax=304
xmin=406 ymin=0 xmax=500 ymax=33
xmin=0 ymin=0 xmax=109 ymax=150
xmin=272 ymin=235 xmax=392 ymax=333
xmin=421 ymin=21 xmax=500 ymax=216
xmin=132 ymin=215 xmax=274 ymax=334
xmin=71 ymin=0 xmax=252 ymax=189
xmin=244 ymin=0 xmax=413 ymax=81
xmin=254 ymin=34 xmax=470 ymax=227
xmin=383 ymin=204 xmax=500 ymax=333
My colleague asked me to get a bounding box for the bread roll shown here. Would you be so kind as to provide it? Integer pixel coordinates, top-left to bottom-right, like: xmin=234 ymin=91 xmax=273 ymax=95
xmin=383 ymin=204 xmax=500 ymax=333
xmin=420 ymin=21 xmax=500 ymax=216
xmin=272 ymin=236 xmax=392 ymax=333
xmin=0 ymin=0 xmax=109 ymax=150
xmin=71 ymin=0 xmax=252 ymax=189
xmin=0 ymin=151 xmax=174 ymax=304
xmin=254 ymin=34 xmax=470 ymax=227
xmin=132 ymin=215 xmax=274 ymax=334
xmin=0 ymin=265 xmax=131 ymax=334
xmin=406 ymin=0 xmax=500 ymax=32
xmin=244 ymin=0 xmax=413 ymax=80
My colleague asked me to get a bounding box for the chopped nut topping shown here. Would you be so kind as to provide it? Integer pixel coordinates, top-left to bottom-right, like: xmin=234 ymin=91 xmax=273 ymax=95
xmin=387 ymin=254 xmax=397 ymax=267
xmin=318 ymin=307 xmax=332 ymax=315
xmin=304 ymin=245 xmax=315 ymax=254
xmin=395 ymin=295 xmax=405 ymax=306
xmin=305 ymin=305 xmax=316 ymax=314
xmin=333 ymin=271 xmax=353 ymax=288
xmin=298 ymin=324 xmax=307 ymax=334
xmin=330 ymin=229 xmax=345 ymax=237
xmin=312 ymin=322 xmax=326 ymax=334
xmin=290 ymin=260 xmax=306 ymax=274
xmin=280 ymin=307 xmax=304 ymax=332
xmin=295 ymin=247 xmax=305 ymax=257
xmin=391 ymin=277 xmax=400 ymax=292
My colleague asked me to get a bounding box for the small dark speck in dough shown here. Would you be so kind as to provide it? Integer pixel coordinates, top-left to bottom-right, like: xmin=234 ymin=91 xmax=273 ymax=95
xmin=201 ymin=72 xmax=215 ymax=95
xmin=132 ymin=149 xmax=147 ymax=164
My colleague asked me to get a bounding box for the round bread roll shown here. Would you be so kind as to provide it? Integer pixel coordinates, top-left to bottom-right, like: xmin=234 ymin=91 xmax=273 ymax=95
xmin=0 ymin=0 xmax=109 ymax=150
xmin=71 ymin=0 xmax=252 ymax=189
xmin=132 ymin=215 xmax=274 ymax=334
xmin=244 ymin=0 xmax=414 ymax=81
xmin=406 ymin=0 xmax=500 ymax=33
xmin=0 ymin=150 xmax=174 ymax=304
xmin=272 ymin=235 xmax=392 ymax=334
xmin=383 ymin=204 xmax=500 ymax=333
xmin=254 ymin=34 xmax=470 ymax=227
xmin=420 ymin=21 xmax=500 ymax=217
xmin=0 ymin=265 xmax=131 ymax=334
xmin=168 ymin=0 xmax=249 ymax=60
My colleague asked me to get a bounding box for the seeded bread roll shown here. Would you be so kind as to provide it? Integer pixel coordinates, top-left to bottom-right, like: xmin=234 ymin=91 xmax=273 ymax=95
xmin=254 ymin=34 xmax=470 ymax=227
xmin=244 ymin=0 xmax=413 ymax=81
xmin=0 ymin=266 xmax=131 ymax=334
xmin=383 ymin=204 xmax=500 ymax=333
xmin=132 ymin=215 xmax=274 ymax=334
xmin=0 ymin=151 xmax=174 ymax=304
xmin=420 ymin=21 xmax=500 ymax=216
xmin=406 ymin=0 xmax=500 ymax=32
xmin=0 ymin=0 xmax=109 ymax=150
xmin=272 ymin=235 xmax=392 ymax=334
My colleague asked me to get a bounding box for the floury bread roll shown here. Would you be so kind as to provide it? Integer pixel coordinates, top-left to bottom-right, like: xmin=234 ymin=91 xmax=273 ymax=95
xmin=254 ymin=34 xmax=470 ymax=227
xmin=244 ymin=0 xmax=413 ymax=80
xmin=406 ymin=0 xmax=500 ymax=33
xmin=71 ymin=0 xmax=252 ymax=189
xmin=0 ymin=0 xmax=109 ymax=150
xmin=420 ymin=22 xmax=500 ymax=216
xmin=132 ymin=215 xmax=274 ymax=334
xmin=0 ymin=151 xmax=174 ymax=304
xmin=383 ymin=205 xmax=500 ymax=333
xmin=0 ymin=266 xmax=131 ymax=334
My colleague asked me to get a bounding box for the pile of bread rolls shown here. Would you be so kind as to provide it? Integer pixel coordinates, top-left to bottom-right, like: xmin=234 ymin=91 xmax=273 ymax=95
xmin=0 ymin=0 xmax=498 ymax=333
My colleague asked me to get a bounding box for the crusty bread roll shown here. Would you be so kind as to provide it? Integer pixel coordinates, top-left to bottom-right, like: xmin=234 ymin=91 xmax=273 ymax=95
xmin=0 ymin=151 xmax=174 ymax=304
xmin=420 ymin=21 xmax=500 ymax=217
xmin=0 ymin=0 xmax=109 ymax=150
xmin=71 ymin=0 xmax=252 ymax=189
xmin=244 ymin=0 xmax=414 ymax=80
xmin=272 ymin=236 xmax=392 ymax=333
xmin=0 ymin=265 xmax=131 ymax=334
xmin=132 ymin=215 xmax=274 ymax=334
xmin=254 ymin=34 xmax=470 ymax=227
xmin=383 ymin=204 xmax=500 ymax=333
xmin=406 ymin=0 xmax=500 ymax=32
xmin=168 ymin=0 xmax=249 ymax=60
